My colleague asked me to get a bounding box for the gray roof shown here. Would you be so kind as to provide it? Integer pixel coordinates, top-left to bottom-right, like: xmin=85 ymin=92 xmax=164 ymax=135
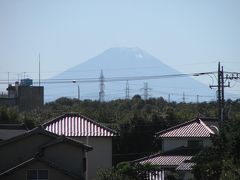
xmin=0 ymin=124 xmax=28 ymax=140
xmin=40 ymin=135 xmax=93 ymax=152
xmin=0 ymin=156 xmax=84 ymax=179
xmin=0 ymin=126 xmax=92 ymax=151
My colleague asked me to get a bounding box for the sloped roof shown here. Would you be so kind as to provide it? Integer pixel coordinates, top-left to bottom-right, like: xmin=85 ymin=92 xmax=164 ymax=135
xmin=40 ymin=135 xmax=92 ymax=151
xmin=140 ymin=155 xmax=192 ymax=167
xmin=155 ymin=117 xmax=217 ymax=138
xmin=134 ymin=146 xmax=199 ymax=168
xmin=43 ymin=113 xmax=116 ymax=137
xmin=176 ymin=161 xmax=195 ymax=171
xmin=0 ymin=126 xmax=92 ymax=151
xmin=0 ymin=126 xmax=58 ymax=147
xmin=0 ymin=156 xmax=83 ymax=179
xmin=0 ymin=124 xmax=28 ymax=140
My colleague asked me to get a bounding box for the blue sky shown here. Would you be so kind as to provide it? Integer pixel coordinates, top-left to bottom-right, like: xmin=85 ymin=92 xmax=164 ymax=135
xmin=0 ymin=0 xmax=239 ymax=96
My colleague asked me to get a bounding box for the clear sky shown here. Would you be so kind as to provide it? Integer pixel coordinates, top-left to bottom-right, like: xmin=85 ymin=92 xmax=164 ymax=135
xmin=0 ymin=0 xmax=239 ymax=96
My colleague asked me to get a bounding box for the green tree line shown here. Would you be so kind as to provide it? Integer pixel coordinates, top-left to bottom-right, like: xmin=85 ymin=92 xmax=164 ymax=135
xmin=0 ymin=96 xmax=239 ymax=165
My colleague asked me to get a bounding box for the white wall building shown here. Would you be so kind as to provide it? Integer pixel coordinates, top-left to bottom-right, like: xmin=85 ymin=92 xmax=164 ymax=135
xmin=134 ymin=117 xmax=219 ymax=180
xmin=43 ymin=113 xmax=116 ymax=180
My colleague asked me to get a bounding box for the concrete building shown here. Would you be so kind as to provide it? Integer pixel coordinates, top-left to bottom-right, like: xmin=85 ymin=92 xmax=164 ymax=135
xmin=43 ymin=113 xmax=117 ymax=180
xmin=0 ymin=79 xmax=44 ymax=111
xmin=0 ymin=126 xmax=92 ymax=180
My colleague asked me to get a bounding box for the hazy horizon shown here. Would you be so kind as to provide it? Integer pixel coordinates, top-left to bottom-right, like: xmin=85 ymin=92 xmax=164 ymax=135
xmin=0 ymin=0 xmax=239 ymax=98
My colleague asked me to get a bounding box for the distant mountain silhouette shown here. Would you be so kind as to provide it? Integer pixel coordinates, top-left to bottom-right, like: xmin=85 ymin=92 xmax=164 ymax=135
xmin=44 ymin=47 xmax=216 ymax=102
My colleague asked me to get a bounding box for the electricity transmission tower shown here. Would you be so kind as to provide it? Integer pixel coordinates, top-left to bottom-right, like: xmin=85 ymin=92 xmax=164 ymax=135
xmin=125 ymin=80 xmax=130 ymax=99
xmin=99 ymin=70 xmax=105 ymax=102
xmin=142 ymin=82 xmax=151 ymax=100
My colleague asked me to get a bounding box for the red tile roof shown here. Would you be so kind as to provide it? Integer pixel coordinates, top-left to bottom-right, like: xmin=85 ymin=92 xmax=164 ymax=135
xmin=43 ymin=113 xmax=116 ymax=137
xmin=156 ymin=118 xmax=216 ymax=138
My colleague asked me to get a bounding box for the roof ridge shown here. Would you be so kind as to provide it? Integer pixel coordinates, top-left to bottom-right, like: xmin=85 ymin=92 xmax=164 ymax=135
xmin=0 ymin=156 xmax=82 ymax=179
xmin=155 ymin=118 xmax=197 ymax=136
xmin=155 ymin=117 xmax=215 ymax=138
xmin=43 ymin=113 xmax=117 ymax=135
xmin=0 ymin=123 xmax=28 ymax=130
xmin=79 ymin=114 xmax=117 ymax=134
xmin=40 ymin=135 xmax=92 ymax=151
xmin=198 ymin=119 xmax=215 ymax=134
xmin=0 ymin=126 xmax=59 ymax=147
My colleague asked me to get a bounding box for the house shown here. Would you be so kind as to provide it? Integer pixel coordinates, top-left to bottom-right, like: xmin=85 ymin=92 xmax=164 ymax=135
xmin=0 ymin=123 xmax=28 ymax=141
xmin=134 ymin=117 xmax=218 ymax=180
xmin=43 ymin=113 xmax=117 ymax=180
xmin=0 ymin=126 xmax=92 ymax=180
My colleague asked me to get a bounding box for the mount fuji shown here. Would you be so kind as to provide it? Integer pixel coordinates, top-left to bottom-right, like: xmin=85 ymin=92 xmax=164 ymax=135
xmin=44 ymin=47 xmax=216 ymax=102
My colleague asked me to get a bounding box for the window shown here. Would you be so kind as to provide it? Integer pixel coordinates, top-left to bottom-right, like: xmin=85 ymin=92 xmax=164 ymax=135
xmin=38 ymin=170 xmax=48 ymax=180
xmin=187 ymin=140 xmax=203 ymax=148
xmin=27 ymin=170 xmax=37 ymax=180
xmin=27 ymin=169 xmax=48 ymax=180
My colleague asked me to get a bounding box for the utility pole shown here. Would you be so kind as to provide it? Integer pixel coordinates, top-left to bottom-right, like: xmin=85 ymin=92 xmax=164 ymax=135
xmin=72 ymin=80 xmax=80 ymax=100
xmin=210 ymin=62 xmax=230 ymax=122
xmin=182 ymin=92 xmax=185 ymax=103
xmin=7 ymin=72 xmax=9 ymax=85
xmin=197 ymin=95 xmax=199 ymax=104
xmin=125 ymin=80 xmax=130 ymax=99
xmin=168 ymin=94 xmax=171 ymax=103
xmin=39 ymin=53 xmax=41 ymax=87
xmin=99 ymin=70 xmax=105 ymax=102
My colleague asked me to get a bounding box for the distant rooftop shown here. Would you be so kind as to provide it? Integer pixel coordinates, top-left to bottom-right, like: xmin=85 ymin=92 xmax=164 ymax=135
xmin=134 ymin=146 xmax=200 ymax=168
xmin=155 ymin=117 xmax=218 ymax=138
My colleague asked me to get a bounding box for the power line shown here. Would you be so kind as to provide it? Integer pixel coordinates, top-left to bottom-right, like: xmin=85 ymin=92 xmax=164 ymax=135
xmin=0 ymin=71 xmax=218 ymax=84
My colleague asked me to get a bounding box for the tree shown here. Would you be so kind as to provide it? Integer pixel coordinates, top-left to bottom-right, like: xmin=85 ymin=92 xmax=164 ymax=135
xmin=193 ymin=115 xmax=240 ymax=180
xmin=96 ymin=162 xmax=157 ymax=180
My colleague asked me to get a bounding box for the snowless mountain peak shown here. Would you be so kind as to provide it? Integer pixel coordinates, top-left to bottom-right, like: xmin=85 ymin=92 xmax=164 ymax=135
xmin=45 ymin=47 xmax=215 ymax=102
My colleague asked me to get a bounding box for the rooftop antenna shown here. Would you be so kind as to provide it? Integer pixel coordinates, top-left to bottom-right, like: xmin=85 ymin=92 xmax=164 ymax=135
xmin=38 ymin=53 xmax=41 ymax=87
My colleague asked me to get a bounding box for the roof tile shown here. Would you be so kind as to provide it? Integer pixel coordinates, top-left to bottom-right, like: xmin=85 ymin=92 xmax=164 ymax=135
xmin=140 ymin=155 xmax=192 ymax=167
xmin=156 ymin=118 xmax=216 ymax=138
xmin=43 ymin=113 xmax=116 ymax=137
